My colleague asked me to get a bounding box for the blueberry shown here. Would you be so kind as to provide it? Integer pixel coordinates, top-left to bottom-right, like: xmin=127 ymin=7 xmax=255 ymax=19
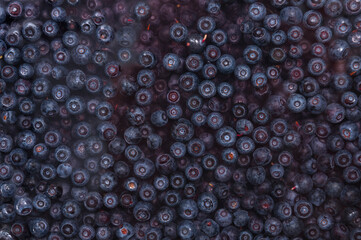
xmin=316 ymin=213 xmax=334 ymax=231
xmin=280 ymin=6 xmax=303 ymax=25
xmin=287 ymin=93 xmax=306 ymax=113
xmin=198 ymin=192 xmax=218 ymax=213
xmin=243 ymin=45 xmax=262 ymax=64
xmin=324 ymin=0 xmax=343 ymax=16
xmin=0 ymin=134 xmax=13 ymax=153
xmin=62 ymin=31 xmax=78 ymax=48
xmin=186 ymin=33 xmax=206 ymax=53
xmin=133 ymin=158 xmax=155 ymax=180
xmin=236 ymin=136 xmax=256 ymax=155
xmin=163 ymin=53 xmax=180 ymax=71
xmin=51 ymin=6 xmax=66 ymax=22
xmin=271 ymin=30 xmax=287 ymax=45
xmin=177 ymin=220 xmax=196 ymax=239
xmin=202 ymin=63 xmax=217 ymax=79
xmin=198 ymin=80 xmax=216 ymax=98
xmin=14 ymin=197 xmax=32 ymax=216
xmin=216 ymin=54 xmax=235 ymax=74
xmin=334 ymin=17 xmax=352 ymax=37
xmin=264 ymin=217 xmax=282 ymax=237
xmin=211 ymin=29 xmax=228 ymax=46
xmin=328 ymin=39 xmax=350 ymax=61
xmin=170 ymin=23 xmax=188 ymax=42
xmin=247 ymin=166 xmax=266 ymax=185
xmin=60 ymin=219 xmax=78 ymax=238
xmin=28 ymin=218 xmax=49 ymax=238
xmin=204 ymin=45 xmax=221 ymax=62
xmin=282 ymin=216 xmax=303 ymax=237
xmin=239 ymin=231 xmax=253 ymax=240
xmin=178 ymin=199 xmax=198 ymax=220
xmin=307 ymin=58 xmax=326 ymax=76
xmin=216 ymin=126 xmax=237 ymax=147
xmin=234 ymin=64 xmax=251 ymax=81
xmin=249 ymin=2 xmax=267 ymax=21
xmin=96 ymin=24 xmax=113 ymax=44
xmin=339 ymin=121 xmax=359 ymax=141
xmin=151 ymin=110 xmax=168 ymax=127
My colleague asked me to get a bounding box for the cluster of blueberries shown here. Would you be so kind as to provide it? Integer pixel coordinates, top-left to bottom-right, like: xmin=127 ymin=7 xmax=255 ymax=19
xmin=2 ymin=0 xmax=361 ymax=239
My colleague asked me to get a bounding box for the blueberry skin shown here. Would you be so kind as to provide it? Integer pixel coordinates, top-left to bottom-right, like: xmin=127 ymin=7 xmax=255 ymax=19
xmin=235 ymin=119 xmax=252 ymax=135
xmin=138 ymin=50 xmax=156 ymax=68
xmin=248 ymin=2 xmax=267 ymax=21
xmin=57 ymin=163 xmax=72 ymax=178
xmin=178 ymin=199 xmax=198 ymax=220
xmin=95 ymin=101 xmax=113 ymax=120
xmin=43 ymin=20 xmax=59 ymax=37
xmin=246 ymin=166 xmax=266 ymax=185
xmin=303 ymin=10 xmax=322 ymax=30
xmin=72 ymin=45 xmax=92 ymax=65
xmin=201 ymin=218 xmax=219 ymax=237
xmin=170 ymin=23 xmax=188 ymax=42
xmin=62 ymin=200 xmax=81 ymax=218
xmin=308 ymin=188 xmax=326 ymax=207
xmin=4 ymin=47 xmax=21 ymax=65
xmin=239 ymin=231 xmax=253 ymax=240
xmin=51 ymin=6 xmax=67 ymax=22
xmin=163 ymin=53 xmax=181 ymax=71
xmin=202 ymin=63 xmax=217 ymax=79
xmin=211 ymin=29 xmax=228 ymax=46
xmin=0 ymin=182 xmax=15 ymax=198
xmin=243 ymin=45 xmax=262 ymax=64
xmin=334 ymin=17 xmax=352 ymax=37
xmin=216 ymin=126 xmax=237 ymax=147
xmin=287 ymin=93 xmax=306 ymax=113
xmin=204 ymin=45 xmax=221 ymax=62
xmin=207 ymin=1 xmax=221 ymax=14
xmin=197 ymin=192 xmax=218 ymax=213
xmin=198 ymin=80 xmax=216 ymax=98
xmin=133 ymin=158 xmax=155 ymax=180
xmin=282 ymin=216 xmax=303 ymax=237
xmin=234 ymin=64 xmax=251 ymax=81
xmin=124 ymin=127 xmax=141 ymax=144
xmin=151 ymin=110 xmax=168 ymax=127
xmin=167 ymin=104 xmax=183 ymax=120
xmin=62 ymin=31 xmax=79 ymax=48
xmin=66 ymin=69 xmax=86 ymax=90
xmin=137 ymin=69 xmax=155 ymax=88
xmin=28 ymin=218 xmax=49 ymax=238
xmin=270 ymin=163 xmax=285 ymax=179
xmin=96 ymin=24 xmax=113 ymax=44
xmin=328 ymin=39 xmax=350 ymax=61
xmin=99 ymin=171 xmax=117 ymax=192
xmin=264 ymin=14 xmax=281 ymax=31
xmin=187 ymin=33 xmax=207 ymax=53
xmin=315 ymin=26 xmax=332 ymax=43
xmin=236 ymin=136 xmax=256 ymax=155
xmin=274 ymin=202 xmax=293 ymax=222
xmin=186 ymin=54 xmax=203 ymax=72
xmin=197 ymin=16 xmax=216 ymax=34
xmin=147 ymin=133 xmax=162 ymax=150
xmin=14 ymin=197 xmax=33 ymax=216
xmin=339 ymin=121 xmax=359 ymax=141
xmin=264 ymin=217 xmax=282 ymax=237
xmin=0 ymin=134 xmax=13 ymax=153
xmin=177 ymin=220 xmax=196 ymax=239
xmin=280 ymin=6 xmax=303 ymax=25
xmin=271 ymin=30 xmax=287 ymax=45
xmin=317 ymin=213 xmax=334 ymax=231
xmin=216 ymin=54 xmax=236 ymax=74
